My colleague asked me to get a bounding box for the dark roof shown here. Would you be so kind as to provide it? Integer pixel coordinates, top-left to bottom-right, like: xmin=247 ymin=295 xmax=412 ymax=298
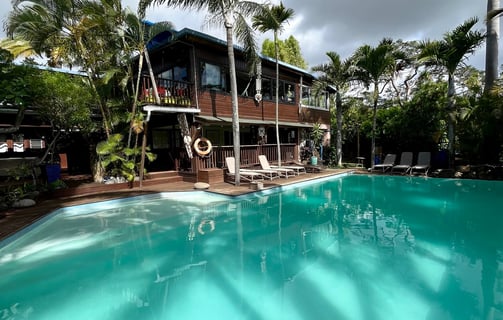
xmin=147 ymin=27 xmax=315 ymax=78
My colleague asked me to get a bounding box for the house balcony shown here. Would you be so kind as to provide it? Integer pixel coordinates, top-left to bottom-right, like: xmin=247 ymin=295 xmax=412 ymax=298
xmin=140 ymin=76 xmax=195 ymax=109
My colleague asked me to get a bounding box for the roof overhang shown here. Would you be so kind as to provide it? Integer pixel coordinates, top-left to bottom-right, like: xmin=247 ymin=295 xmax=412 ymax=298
xmin=195 ymin=115 xmax=313 ymax=128
xmin=143 ymin=105 xmax=201 ymax=121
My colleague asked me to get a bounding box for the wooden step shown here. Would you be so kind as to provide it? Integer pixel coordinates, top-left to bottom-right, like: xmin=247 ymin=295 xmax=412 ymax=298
xmin=144 ymin=171 xmax=180 ymax=179
xmin=53 ymin=171 xmax=184 ymax=198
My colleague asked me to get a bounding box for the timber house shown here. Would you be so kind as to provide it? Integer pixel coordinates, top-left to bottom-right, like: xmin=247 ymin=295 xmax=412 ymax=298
xmin=138 ymin=28 xmax=331 ymax=182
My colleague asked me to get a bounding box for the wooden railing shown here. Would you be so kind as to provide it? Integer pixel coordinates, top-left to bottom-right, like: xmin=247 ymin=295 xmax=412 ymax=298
xmin=140 ymin=76 xmax=194 ymax=107
xmin=176 ymin=144 xmax=298 ymax=172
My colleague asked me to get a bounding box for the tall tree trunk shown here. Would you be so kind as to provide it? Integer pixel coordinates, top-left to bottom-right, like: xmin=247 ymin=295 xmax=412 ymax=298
xmin=485 ymin=0 xmax=500 ymax=93
xmin=226 ymin=21 xmax=241 ymax=186
xmin=335 ymin=91 xmax=343 ymax=167
xmin=145 ymin=49 xmax=161 ymax=105
xmin=274 ymin=30 xmax=281 ymax=166
xmin=128 ymin=49 xmax=145 ymax=149
xmin=370 ymin=85 xmax=379 ymax=168
xmin=447 ymin=74 xmax=456 ymax=168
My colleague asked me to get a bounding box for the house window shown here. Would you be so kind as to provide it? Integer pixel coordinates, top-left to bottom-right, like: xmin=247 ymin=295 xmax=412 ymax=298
xmin=201 ymin=62 xmax=226 ymax=91
xmin=159 ymin=66 xmax=187 ymax=81
xmin=301 ymin=85 xmax=328 ymax=109
xmin=282 ymin=82 xmax=295 ymax=103
xmin=262 ymin=78 xmax=295 ymax=104
xmin=237 ymin=72 xmax=255 ymax=97
xmin=262 ymin=78 xmax=272 ymax=100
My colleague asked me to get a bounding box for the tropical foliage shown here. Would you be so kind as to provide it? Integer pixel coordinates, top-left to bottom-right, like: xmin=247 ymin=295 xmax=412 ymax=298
xmin=350 ymin=38 xmax=398 ymax=167
xmin=312 ymin=51 xmax=351 ymax=167
xmin=3 ymin=0 xmax=175 ymax=182
xmin=2 ymin=0 xmax=502 ymax=178
xmin=261 ymin=35 xmax=307 ymax=69
xmin=96 ymin=133 xmax=156 ymax=183
xmin=417 ymin=17 xmax=485 ymax=166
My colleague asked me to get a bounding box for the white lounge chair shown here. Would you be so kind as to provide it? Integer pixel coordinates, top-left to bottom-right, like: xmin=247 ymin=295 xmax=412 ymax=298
xmin=258 ymin=155 xmax=296 ymax=178
xmin=391 ymin=152 xmax=413 ymax=174
xmin=261 ymin=154 xmax=306 ymax=175
xmin=410 ymin=151 xmax=431 ymax=176
xmin=370 ymin=154 xmax=396 ymax=173
xmin=0 ymin=142 xmax=7 ymax=153
xmin=241 ymin=158 xmax=281 ymax=180
xmin=225 ymin=157 xmax=264 ymax=183
xmin=13 ymin=142 xmax=24 ymax=152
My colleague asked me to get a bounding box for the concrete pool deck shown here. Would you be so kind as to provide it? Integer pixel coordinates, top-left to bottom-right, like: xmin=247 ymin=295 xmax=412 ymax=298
xmin=0 ymin=168 xmax=356 ymax=241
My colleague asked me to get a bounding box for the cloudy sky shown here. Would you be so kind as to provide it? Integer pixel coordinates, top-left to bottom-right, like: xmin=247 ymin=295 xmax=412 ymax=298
xmin=1 ymin=0 xmax=497 ymax=71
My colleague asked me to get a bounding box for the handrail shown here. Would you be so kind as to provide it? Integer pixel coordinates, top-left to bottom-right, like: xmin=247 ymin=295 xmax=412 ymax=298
xmin=140 ymin=76 xmax=194 ymax=107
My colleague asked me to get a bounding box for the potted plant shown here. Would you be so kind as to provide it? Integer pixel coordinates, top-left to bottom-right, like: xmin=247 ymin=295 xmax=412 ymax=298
xmin=310 ymin=123 xmax=324 ymax=165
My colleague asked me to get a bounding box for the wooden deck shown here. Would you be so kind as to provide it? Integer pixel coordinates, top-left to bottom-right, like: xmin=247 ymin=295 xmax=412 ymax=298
xmin=0 ymin=168 xmax=356 ymax=242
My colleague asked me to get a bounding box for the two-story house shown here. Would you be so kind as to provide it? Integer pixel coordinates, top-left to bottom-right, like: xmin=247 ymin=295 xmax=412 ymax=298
xmin=138 ymin=28 xmax=331 ymax=181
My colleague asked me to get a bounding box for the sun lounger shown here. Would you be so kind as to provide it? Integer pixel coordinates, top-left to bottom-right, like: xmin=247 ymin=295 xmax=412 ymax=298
xmin=391 ymin=152 xmax=413 ymax=174
xmin=241 ymin=168 xmax=280 ymax=180
xmin=262 ymin=155 xmax=307 ymax=175
xmin=410 ymin=151 xmax=431 ymax=176
xmin=225 ymin=157 xmax=265 ymax=183
xmin=370 ymin=154 xmax=396 ymax=173
xmin=258 ymin=155 xmax=296 ymax=178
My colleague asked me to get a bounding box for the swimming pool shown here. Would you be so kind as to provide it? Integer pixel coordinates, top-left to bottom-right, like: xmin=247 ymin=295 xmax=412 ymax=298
xmin=1 ymin=174 xmax=503 ymax=319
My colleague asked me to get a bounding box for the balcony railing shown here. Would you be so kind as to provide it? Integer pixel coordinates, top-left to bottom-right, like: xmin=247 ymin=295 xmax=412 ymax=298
xmin=140 ymin=76 xmax=193 ymax=107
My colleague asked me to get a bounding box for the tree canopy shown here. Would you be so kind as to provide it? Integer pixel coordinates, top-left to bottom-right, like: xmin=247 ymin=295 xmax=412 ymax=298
xmin=261 ymin=35 xmax=307 ymax=69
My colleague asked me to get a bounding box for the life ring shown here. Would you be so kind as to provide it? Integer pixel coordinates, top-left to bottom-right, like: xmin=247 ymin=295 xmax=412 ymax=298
xmin=194 ymin=137 xmax=213 ymax=157
xmin=198 ymin=219 xmax=215 ymax=235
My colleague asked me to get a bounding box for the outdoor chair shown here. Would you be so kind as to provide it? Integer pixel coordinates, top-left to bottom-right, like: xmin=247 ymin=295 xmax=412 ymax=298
xmin=410 ymin=151 xmax=431 ymax=176
xmin=225 ymin=157 xmax=265 ymax=183
xmin=370 ymin=154 xmax=396 ymax=173
xmin=258 ymin=155 xmax=296 ymax=178
xmin=29 ymin=139 xmax=45 ymax=149
xmin=391 ymin=152 xmax=413 ymax=174
xmin=263 ymin=154 xmax=306 ymax=175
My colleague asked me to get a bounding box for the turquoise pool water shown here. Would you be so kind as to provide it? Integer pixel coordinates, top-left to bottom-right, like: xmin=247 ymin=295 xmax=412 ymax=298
xmin=1 ymin=174 xmax=503 ymax=320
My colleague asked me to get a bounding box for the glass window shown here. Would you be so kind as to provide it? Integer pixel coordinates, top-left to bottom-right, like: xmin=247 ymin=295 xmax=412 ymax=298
xmin=301 ymin=85 xmax=328 ymax=109
xmin=237 ymin=73 xmax=254 ymax=97
xmin=201 ymin=62 xmax=226 ymax=90
xmin=159 ymin=66 xmax=187 ymax=81
xmin=262 ymin=78 xmax=272 ymax=100
xmin=282 ymin=82 xmax=295 ymax=103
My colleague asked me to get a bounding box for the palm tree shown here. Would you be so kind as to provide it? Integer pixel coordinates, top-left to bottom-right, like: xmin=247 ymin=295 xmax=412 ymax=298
xmin=120 ymin=7 xmax=175 ymax=186
xmin=252 ymin=2 xmax=294 ymax=167
xmin=417 ymin=17 xmax=485 ymax=166
xmin=6 ymin=0 xmax=127 ymax=138
xmin=147 ymin=0 xmax=263 ymax=186
xmin=122 ymin=4 xmax=175 ymax=148
xmin=486 ymin=0 xmax=501 ymax=92
xmin=351 ymin=38 xmax=397 ymax=168
xmin=312 ymin=52 xmax=351 ymax=167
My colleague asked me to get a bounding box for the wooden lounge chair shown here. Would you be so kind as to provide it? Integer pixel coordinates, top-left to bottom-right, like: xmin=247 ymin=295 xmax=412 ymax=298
xmin=391 ymin=152 xmax=413 ymax=174
xmin=258 ymin=155 xmax=295 ymax=178
xmin=410 ymin=151 xmax=431 ymax=176
xmin=225 ymin=157 xmax=265 ymax=183
xmin=370 ymin=154 xmax=396 ymax=173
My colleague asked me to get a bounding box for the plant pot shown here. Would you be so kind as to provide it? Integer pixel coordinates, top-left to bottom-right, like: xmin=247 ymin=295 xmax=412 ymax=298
xmin=45 ymin=164 xmax=61 ymax=183
xmin=310 ymin=156 xmax=318 ymax=166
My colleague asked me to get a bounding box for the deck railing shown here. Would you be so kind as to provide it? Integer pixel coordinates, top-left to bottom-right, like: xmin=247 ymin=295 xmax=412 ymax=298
xmin=176 ymin=144 xmax=298 ymax=172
